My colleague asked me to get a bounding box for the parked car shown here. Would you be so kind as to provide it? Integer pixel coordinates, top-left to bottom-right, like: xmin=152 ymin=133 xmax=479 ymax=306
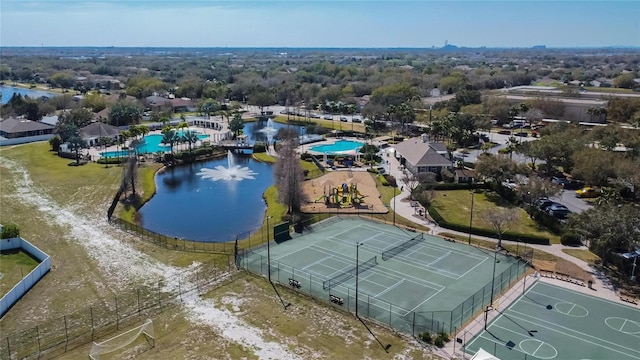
xmin=497 ymin=130 xmax=511 ymax=135
xmin=546 ymin=203 xmax=570 ymax=219
xmin=535 ymin=198 xmax=556 ymax=211
xmin=514 ymin=132 xmax=528 ymax=137
xmin=575 ymin=187 xmax=601 ymax=198
xmin=340 ymin=117 xmax=348 ymax=122
xmin=352 ymin=117 xmax=362 ymax=123
xmin=310 ymin=113 xmax=321 ymax=119
xmin=323 ymin=115 xmax=333 ymax=120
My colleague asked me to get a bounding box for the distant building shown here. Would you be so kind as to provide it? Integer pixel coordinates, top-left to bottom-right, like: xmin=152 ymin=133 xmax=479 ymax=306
xmin=0 ymin=117 xmax=55 ymax=139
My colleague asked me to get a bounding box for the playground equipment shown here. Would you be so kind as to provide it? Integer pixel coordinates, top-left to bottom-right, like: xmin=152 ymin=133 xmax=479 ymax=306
xmin=315 ymin=182 xmax=365 ymax=208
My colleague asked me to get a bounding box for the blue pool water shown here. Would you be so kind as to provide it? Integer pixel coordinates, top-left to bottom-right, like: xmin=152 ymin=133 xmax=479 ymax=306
xmin=100 ymin=133 xmax=210 ymax=157
xmin=309 ymin=140 xmax=364 ymax=154
xmin=100 ymin=150 xmax=130 ymax=158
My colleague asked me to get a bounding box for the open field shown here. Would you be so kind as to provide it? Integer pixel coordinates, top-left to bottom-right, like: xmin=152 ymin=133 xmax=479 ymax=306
xmin=0 ymin=250 xmax=40 ymax=297
xmin=431 ymin=190 xmax=560 ymax=243
xmin=273 ymin=115 xmax=367 ymax=133
xmin=562 ymin=248 xmax=601 ymax=264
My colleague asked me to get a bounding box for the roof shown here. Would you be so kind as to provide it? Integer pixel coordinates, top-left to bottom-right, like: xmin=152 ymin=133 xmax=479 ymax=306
xmin=145 ymin=95 xmax=171 ymax=106
xmin=0 ymin=117 xmax=55 ymax=134
xmin=455 ymin=169 xmax=477 ymax=178
xmin=80 ymin=122 xmax=121 ymax=138
xmin=40 ymin=115 xmax=59 ymax=126
xmin=169 ymin=98 xmax=194 ymax=107
xmin=92 ymin=108 xmax=110 ymax=120
xmin=393 ymin=137 xmax=452 ymax=167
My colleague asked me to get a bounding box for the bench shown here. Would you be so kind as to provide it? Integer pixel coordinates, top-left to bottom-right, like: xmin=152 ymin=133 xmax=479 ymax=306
xmin=620 ymin=294 xmax=638 ymax=305
xmin=289 ymin=278 xmax=301 ymax=289
xmin=330 ymin=294 xmax=344 ymax=306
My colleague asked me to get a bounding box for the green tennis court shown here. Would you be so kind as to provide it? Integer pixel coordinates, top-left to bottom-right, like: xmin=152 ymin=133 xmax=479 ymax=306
xmin=464 ymin=281 xmax=640 ymax=360
xmin=239 ymin=217 xmax=529 ymax=334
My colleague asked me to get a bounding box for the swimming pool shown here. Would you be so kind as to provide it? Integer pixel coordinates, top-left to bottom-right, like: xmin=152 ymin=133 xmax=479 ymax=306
xmin=100 ymin=150 xmax=131 ymax=158
xmin=309 ymin=140 xmax=364 ymax=154
xmin=100 ymin=132 xmax=210 ymax=157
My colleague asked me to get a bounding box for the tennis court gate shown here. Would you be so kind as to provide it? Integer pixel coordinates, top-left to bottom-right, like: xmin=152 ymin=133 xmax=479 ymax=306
xmin=236 ymin=245 xmax=531 ymax=337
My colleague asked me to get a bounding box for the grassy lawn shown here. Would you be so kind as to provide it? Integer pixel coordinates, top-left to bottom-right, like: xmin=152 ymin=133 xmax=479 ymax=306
xmin=561 ymin=248 xmax=601 ymax=264
xmin=582 ymin=86 xmax=633 ymax=94
xmin=273 ymin=115 xmax=366 ymax=133
xmin=0 ymin=250 xmax=40 ymax=297
xmin=252 ymin=152 xmax=276 ymax=163
xmin=431 ymin=190 xmax=560 ymax=243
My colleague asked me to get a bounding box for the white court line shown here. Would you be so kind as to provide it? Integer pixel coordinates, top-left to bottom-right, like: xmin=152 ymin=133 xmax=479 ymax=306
xmin=506 ymin=310 xmax=640 ymax=356
xmin=301 ymin=255 xmax=334 ymax=271
xmin=331 ymin=224 xmax=386 ymax=243
xmin=311 ymin=245 xmax=446 ymax=292
xmin=372 ymin=278 xmax=405 ymax=298
xmin=427 ymin=251 xmax=451 ymax=266
xmin=406 ymin=286 xmax=445 ymax=314
xmin=456 ymin=255 xmax=489 ymax=279
xmin=540 ymin=282 xmax=640 ymax=311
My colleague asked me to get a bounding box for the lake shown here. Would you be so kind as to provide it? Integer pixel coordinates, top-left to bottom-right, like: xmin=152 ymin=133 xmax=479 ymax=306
xmin=137 ymin=153 xmax=274 ymax=242
xmin=1 ymin=86 xmax=58 ymax=105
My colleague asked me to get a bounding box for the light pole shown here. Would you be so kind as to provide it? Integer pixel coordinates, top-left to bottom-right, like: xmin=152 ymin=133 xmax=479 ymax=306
xmin=266 ymin=216 xmax=273 ymax=282
xmin=622 ymin=249 xmax=640 ymax=282
xmin=468 ymin=190 xmax=474 ymax=245
xmin=485 ymin=245 xmax=499 ymax=330
xmin=355 ymin=242 xmax=364 ymax=317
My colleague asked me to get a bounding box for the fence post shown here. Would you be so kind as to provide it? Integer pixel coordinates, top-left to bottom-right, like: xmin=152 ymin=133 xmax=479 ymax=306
xmin=6 ymin=336 xmax=11 ymax=359
xmin=137 ymin=289 xmax=141 ymax=317
xmin=90 ymin=306 xmax=95 ymax=341
xmin=64 ymin=315 xmax=69 ymax=351
xmin=412 ymin=312 xmax=416 ymax=337
xmin=157 ymin=284 xmax=161 ymax=308
xmin=36 ymin=325 xmax=41 ymax=355
xmin=116 ymin=295 xmax=119 ymax=330
xmin=389 ymin=303 xmax=392 ymax=326
xmin=178 ymin=275 xmax=182 ymax=302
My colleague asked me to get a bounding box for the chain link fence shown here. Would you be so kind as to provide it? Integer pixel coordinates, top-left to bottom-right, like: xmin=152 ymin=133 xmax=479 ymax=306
xmin=236 ymin=230 xmax=531 ymax=338
xmin=0 ymin=258 xmax=232 ymax=360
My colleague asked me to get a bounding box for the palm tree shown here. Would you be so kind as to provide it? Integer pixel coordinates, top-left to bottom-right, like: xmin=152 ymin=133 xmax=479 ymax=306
xmin=161 ymin=128 xmax=178 ymax=154
xmin=183 ymin=130 xmax=199 ymax=155
xmin=505 ymin=136 xmax=518 ymax=160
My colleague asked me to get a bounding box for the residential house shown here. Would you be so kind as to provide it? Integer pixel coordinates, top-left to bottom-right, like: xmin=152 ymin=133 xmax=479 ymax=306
xmin=392 ymin=135 xmax=452 ymax=176
xmin=145 ymin=95 xmax=172 ymax=111
xmin=80 ymin=122 xmax=121 ymax=146
xmin=0 ymin=117 xmax=55 ymax=139
xmin=455 ymin=169 xmax=477 ymax=184
xmin=169 ymin=98 xmax=196 ymax=113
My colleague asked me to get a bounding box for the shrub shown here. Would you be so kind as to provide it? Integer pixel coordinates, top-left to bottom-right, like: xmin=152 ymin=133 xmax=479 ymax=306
xmin=378 ymin=174 xmax=389 ymax=186
xmin=433 ymin=336 xmax=444 ymax=348
xmin=49 ymin=135 xmax=62 ymax=152
xmin=418 ymin=331 xmax=432 ymax=344
xmin=1 ymin=223 xmax=20 ymax=239
xmin=438 ymin=331 xmax=450 ymax=342
xmin=561 ymin=232 xmax=582 ymax=246
xmin=384 ymin=174 xmax=397 ymax=187
xmin=97 ymin=157 xmax=128 ymax=165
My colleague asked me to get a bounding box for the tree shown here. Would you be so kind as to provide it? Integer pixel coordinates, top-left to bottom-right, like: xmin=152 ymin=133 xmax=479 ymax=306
xmin=613 ymin=73 xmax=636 ymax=89
xmin=475 ymin=154 xmax=527 ymax=185
xmin=274 ymin=136 xmax=306 ymax=216
xmin=161 ymin=127 xmax=178 ymax=154
xmin=482 ymin=208 xmax=517 ymax=249
xmin=371 ymin=83 xmax=418 ymax=107
xmin=183 ymin=130 xmax=199 ymax=155
xmin=229 ymin=112 xmax=245 ymax=137
xmin=59 ymin=107 xmax=94 ymax=129
xmin=58 ymin=123 xmax=80 ymax=143
xmin=123 ymin=156 xmax=138 ymax=199
xmin=108 ymin=100 xmax=143 ymax=126
xmin=569 ymin=204 xmax=640 ymax=266
xmin=571 ymin=148 xmax=617 ymax=186
xmin=248 ymin=87 xmax=275 ymax=112
xmin=68 ymin=136 xmax=87 ymax=165
xmin=49 ymin=135 xmax=62 ymax=152
xmin=517 ymin=175 xmax=562 ymax=205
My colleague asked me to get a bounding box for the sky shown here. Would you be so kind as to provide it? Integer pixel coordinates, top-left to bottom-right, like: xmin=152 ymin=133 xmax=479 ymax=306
xmin=1 ymin=1 xmax=639 ymax=48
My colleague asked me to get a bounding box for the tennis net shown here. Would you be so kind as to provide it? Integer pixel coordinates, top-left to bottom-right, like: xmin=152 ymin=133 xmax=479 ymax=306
xmin=322 ymin=256 xmax=378 ymax=290
xmin=381 ymin=232 xmax=424 ymax=261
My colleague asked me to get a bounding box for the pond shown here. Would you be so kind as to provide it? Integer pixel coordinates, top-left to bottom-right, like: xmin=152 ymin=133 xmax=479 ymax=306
xmin=242 ymin=119 xmax=307 ymax=143
xmin=1 ymin=86 xmax=57 ymax=104
xmin=137 ymin=152 xmax=273 ymax=242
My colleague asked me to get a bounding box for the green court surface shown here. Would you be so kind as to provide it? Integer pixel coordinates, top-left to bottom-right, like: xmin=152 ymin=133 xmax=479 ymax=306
xmin=239 ymin=217 xmax=528 ymax=334
xmin=464 ymin=281 xmax=640 ymax=360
